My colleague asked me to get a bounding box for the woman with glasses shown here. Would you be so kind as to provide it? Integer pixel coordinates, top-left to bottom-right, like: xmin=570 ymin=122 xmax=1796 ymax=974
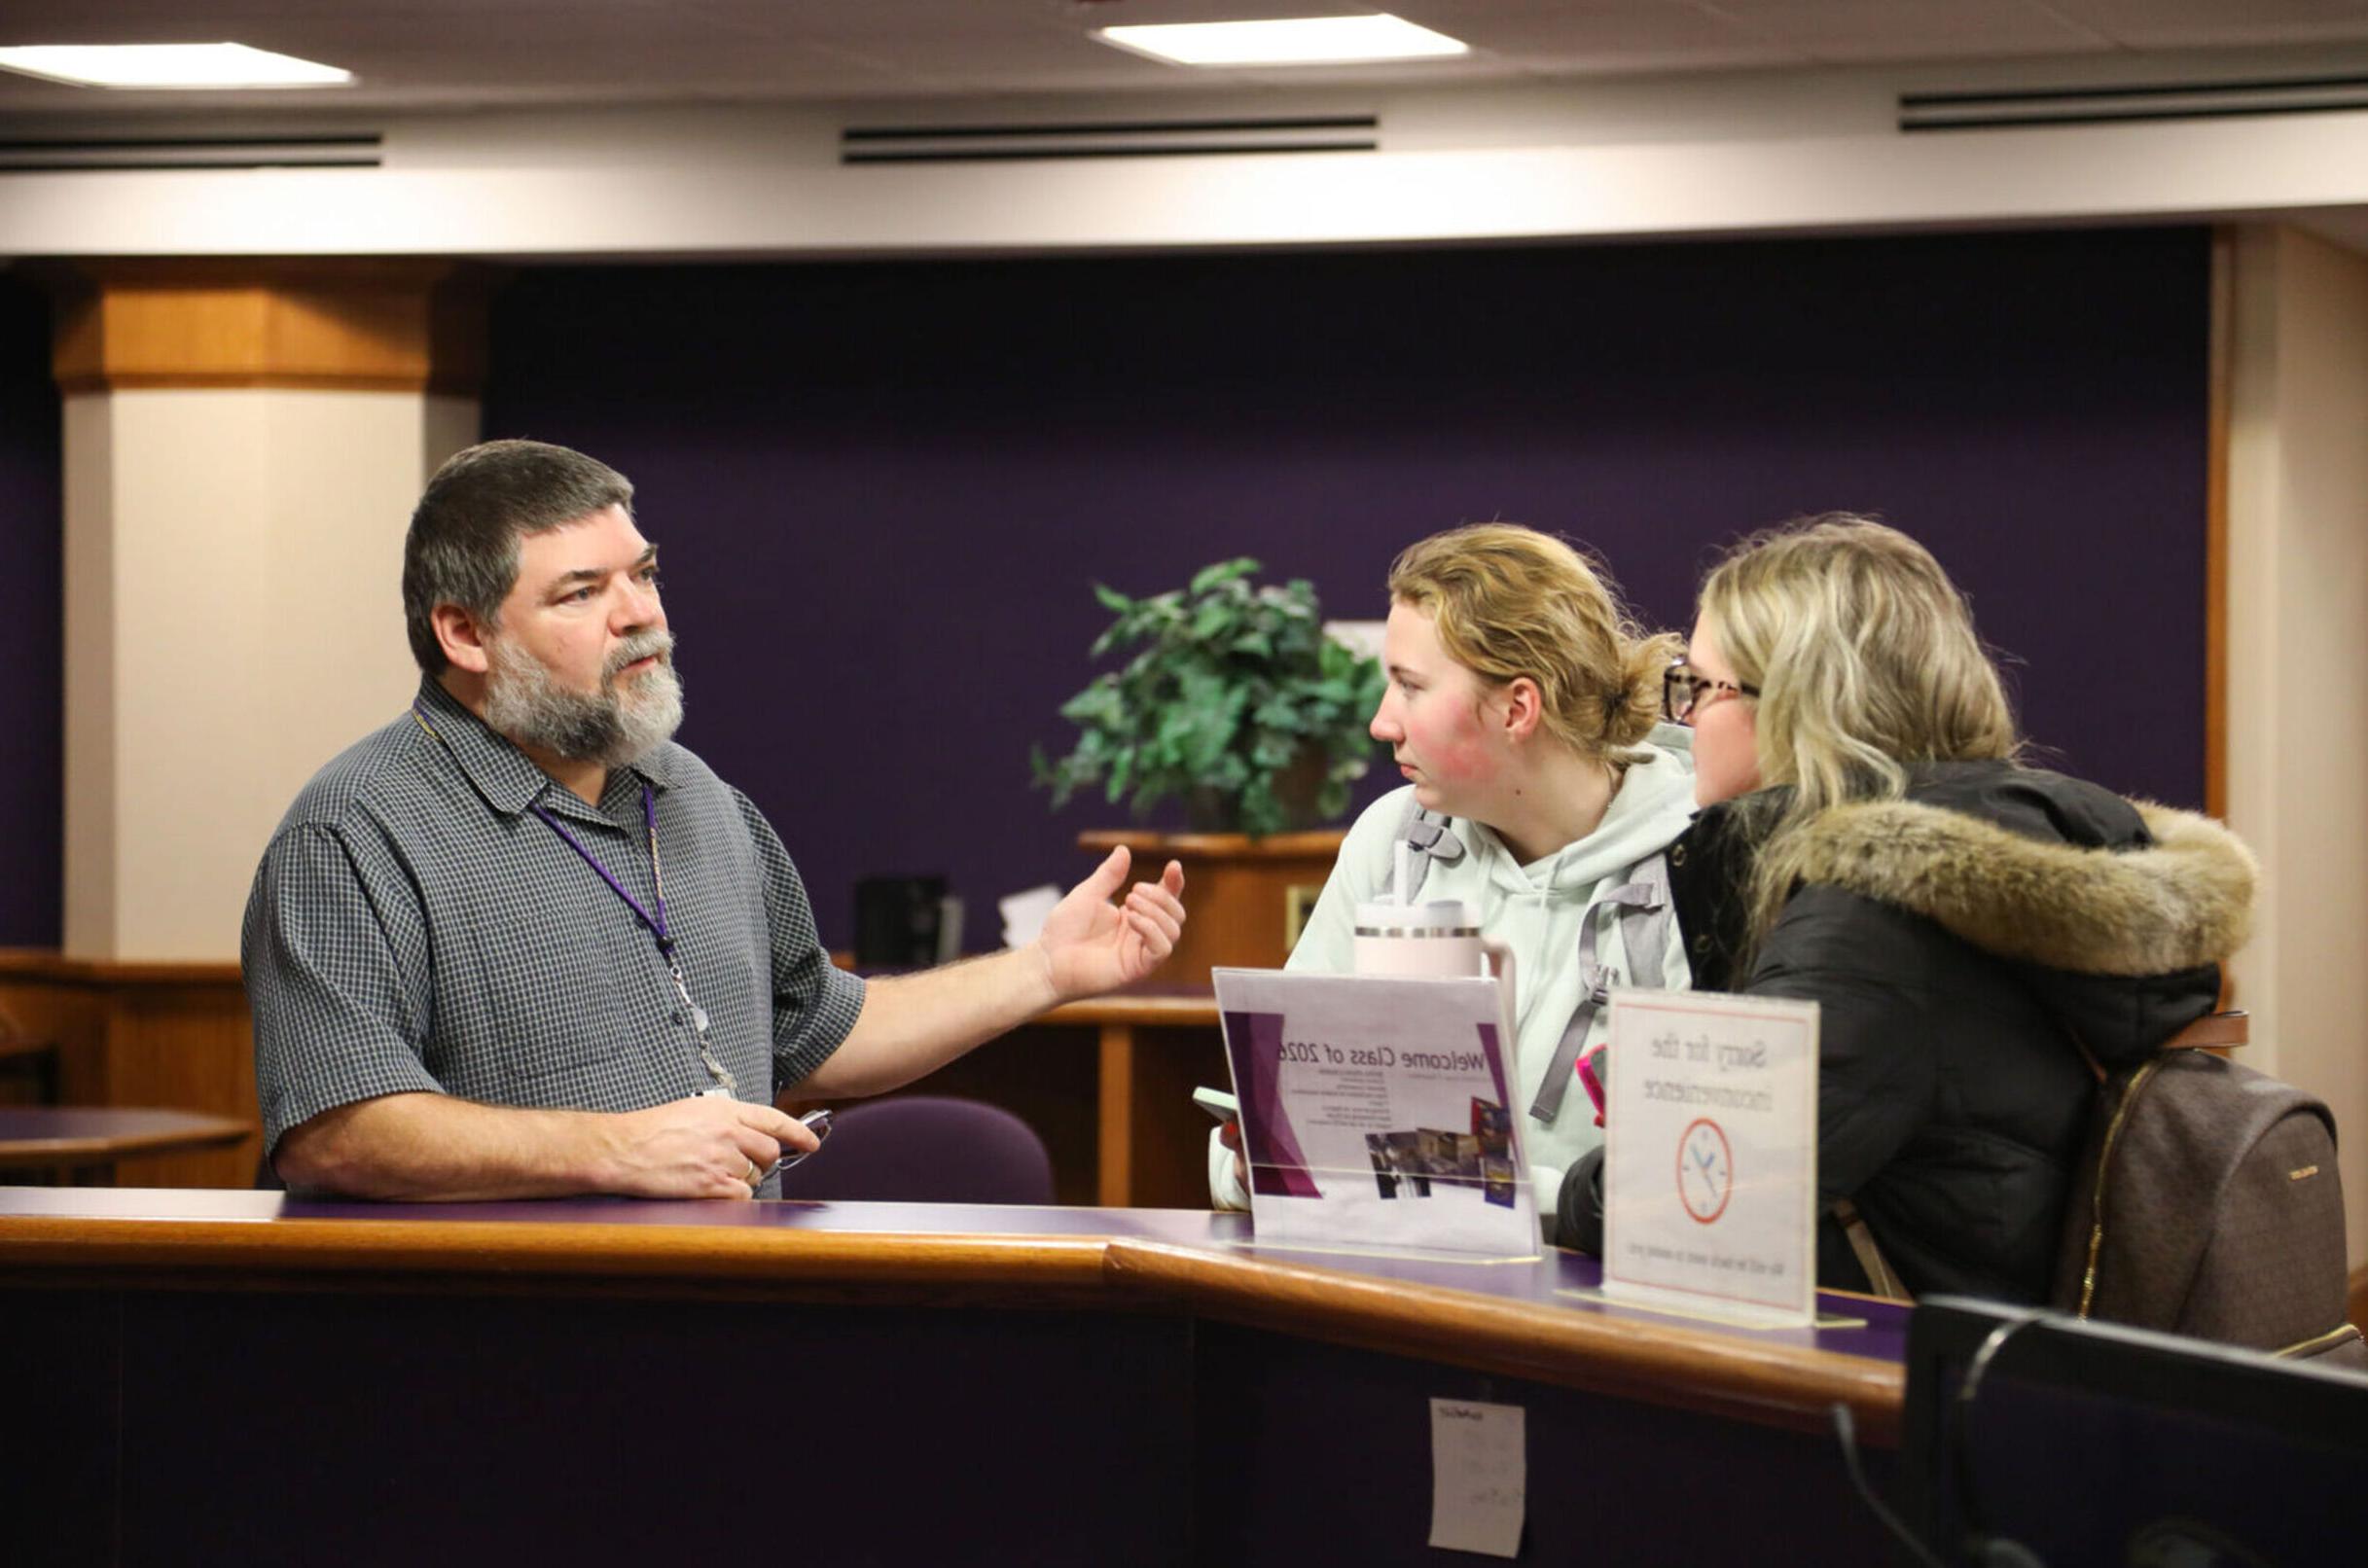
xmin=1210 ymin=523 xmax=1702 ymax=1227
xmin=1579 ymin=515 xmax=2254 ymax=1302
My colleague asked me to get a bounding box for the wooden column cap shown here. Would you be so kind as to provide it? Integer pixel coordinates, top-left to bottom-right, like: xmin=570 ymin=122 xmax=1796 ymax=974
xmin=42 ymin=257 xmax=494 ymax=395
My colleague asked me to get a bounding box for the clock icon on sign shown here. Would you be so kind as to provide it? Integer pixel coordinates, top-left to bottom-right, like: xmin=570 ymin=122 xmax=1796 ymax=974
xmin=1677 ymin=1117 xmax=1734 ymax=1224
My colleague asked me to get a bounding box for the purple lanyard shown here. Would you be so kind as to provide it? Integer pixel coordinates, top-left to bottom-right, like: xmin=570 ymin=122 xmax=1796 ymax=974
xmin=410 ymin=701 xmax=672 ymax=955
xmin=529 ymin=786 xmax=669 ymax=955
xmin=412 ymin=700 xmax=734 ymax=1091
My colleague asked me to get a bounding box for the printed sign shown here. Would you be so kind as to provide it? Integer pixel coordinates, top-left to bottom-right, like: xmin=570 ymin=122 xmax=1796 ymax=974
xmin=1429 ymin=1398 xmax=1525 ymax=1558
xmin=1599 ymin=988 xmax=1819 ymax=1326
xmin=1213 ymin=968 xmax=1537 ymax=1257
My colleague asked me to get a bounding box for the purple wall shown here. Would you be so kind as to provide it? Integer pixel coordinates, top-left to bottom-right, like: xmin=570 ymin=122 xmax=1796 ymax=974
xmin=484 ymin=229 xmax=2210 ymax=951
xmin=0 ymin=232 xmax=2207 ymax=955
xmin=0 ymin=274 xmax=61 ymax=946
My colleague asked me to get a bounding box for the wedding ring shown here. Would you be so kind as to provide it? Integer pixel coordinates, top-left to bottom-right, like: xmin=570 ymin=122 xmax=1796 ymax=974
xmin=742 ymin=1158 xmax=760 ymax=1185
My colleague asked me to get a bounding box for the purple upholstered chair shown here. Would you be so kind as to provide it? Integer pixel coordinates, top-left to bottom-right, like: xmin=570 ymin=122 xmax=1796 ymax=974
xmin=772 ymin=1094 xmax=1055 ymax=1206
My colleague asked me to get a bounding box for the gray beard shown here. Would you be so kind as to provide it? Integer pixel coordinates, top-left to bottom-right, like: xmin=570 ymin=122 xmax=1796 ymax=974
xmin=484 ymin=628 xmax=684 ymax=767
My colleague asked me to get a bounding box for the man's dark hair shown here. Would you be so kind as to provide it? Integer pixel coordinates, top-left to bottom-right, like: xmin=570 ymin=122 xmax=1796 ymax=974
xmin=402 ymin=439 xmax=636 ymax=673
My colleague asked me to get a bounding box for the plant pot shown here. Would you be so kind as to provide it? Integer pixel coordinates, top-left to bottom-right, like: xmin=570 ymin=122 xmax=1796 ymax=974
xmin=1180 ymin=743 xmax=1335 ymax=834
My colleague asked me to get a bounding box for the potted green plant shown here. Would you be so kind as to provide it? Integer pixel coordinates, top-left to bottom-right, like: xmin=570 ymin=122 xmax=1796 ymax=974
xmin=1033 ymin=557 xmax=1386 ymax=837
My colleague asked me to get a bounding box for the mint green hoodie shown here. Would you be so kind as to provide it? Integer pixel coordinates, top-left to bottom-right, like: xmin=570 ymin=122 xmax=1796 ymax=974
xmin=1210 ymin=726 xmax=1700 ymax=1224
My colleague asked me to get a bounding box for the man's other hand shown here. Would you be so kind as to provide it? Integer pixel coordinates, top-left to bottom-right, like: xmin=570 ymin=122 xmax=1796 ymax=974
xmin=1034 ymin=846 xmax=1187 ymax=1002
xmin=600 ymin=1095 xmax=820 ymax=1198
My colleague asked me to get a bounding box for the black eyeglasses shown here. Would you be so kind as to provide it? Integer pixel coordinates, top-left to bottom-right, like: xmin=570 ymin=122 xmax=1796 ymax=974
xmin=1663 ymin=660 xmax=1758 ymax=724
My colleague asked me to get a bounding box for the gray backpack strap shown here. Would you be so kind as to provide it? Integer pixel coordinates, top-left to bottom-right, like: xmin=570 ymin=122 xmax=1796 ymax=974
xmin=1529 ymin=851 xmax=1675 ymax=1125
xmin=1380 ymin=799 xmax=1466 ymax=904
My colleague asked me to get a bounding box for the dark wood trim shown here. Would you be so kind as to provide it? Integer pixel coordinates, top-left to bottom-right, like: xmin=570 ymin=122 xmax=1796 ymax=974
xmin=0 ymin=1214 xmax=1112 ymax=1293
xmin=0 ymin=1109 xmax=252 ymax=1167
xmin=1076 ymin=827 xmax=1348 ymax=859
xmin=0 ymin=949 xmax=257 ymax=1187
xmin=0 ymin=948 xmax=242 ymax=988
xmin=2350 ymin=1262 xmax=2368 ymax=1336
xmin=1103 ymin=1237 xmax=1904 ymax=1442
xmin=1046 ymin=991 xmax=1219 ymax=1027
xmin=2206 ymin=225 xmax=2234 ymax=822
xmin=1097 ymin=1021 xmax=1137 ymax=1206
xmin=0 ymin=1207 xmax=1901 ymax=1440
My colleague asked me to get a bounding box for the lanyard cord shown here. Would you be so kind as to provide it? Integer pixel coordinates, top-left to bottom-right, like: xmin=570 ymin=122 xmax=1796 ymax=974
xmin=528 ymin=787 xmax=667 ymax=953
xmin=414 ymin=700 xmax=666 ymax=950
xmin=413 ymin=700 xmax=736 ymax=1091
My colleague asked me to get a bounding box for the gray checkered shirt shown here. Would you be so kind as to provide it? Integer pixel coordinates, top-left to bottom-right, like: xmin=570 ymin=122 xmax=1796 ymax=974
xmin=243 ymin=677 xmax=867 ymax=1175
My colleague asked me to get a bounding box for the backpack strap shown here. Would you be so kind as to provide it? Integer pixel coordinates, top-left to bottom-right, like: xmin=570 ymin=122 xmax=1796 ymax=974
xmin=1833 ymin=1197 xmax=1912 ymax=1301
xmin=2067 ymin=1053 xmax=2170 ymax=1319
xmin=2164 ymin=1010 xmax=2248 ymax=1051
xmin=1379 ymin=797 xmax=1466 ymax=904
xmin=1528 ymin=851 xmax=1674 ymax=1125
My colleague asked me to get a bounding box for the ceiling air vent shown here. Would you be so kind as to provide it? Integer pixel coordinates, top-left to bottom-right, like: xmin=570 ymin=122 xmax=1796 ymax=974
xmin=841 ymin=115 xmax=1377 ymax=164
xmin=1901 ymin=74 xmax=2368 ymax=132
xmin=0 ymin=132 xmax=381 ymax=174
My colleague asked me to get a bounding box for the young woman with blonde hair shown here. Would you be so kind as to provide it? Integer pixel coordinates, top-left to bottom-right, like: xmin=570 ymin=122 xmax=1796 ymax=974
xmin=1631 ymin=515 xmax=2254 ymax=1301
xmin=1212 ymin=523 xmax=1700 ymax=1221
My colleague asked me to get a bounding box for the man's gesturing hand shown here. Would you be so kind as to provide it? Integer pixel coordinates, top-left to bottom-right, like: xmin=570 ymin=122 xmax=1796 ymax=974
xmin=1033 ymin=846 xmax=1188 ymax=1003
xmin=601 ymin=1095 xmax=820 ymax=1198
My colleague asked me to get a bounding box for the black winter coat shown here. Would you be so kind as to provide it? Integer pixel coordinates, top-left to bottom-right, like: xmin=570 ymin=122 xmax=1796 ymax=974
xmin=1573 ymin=760 xmax=2253 ymax=1304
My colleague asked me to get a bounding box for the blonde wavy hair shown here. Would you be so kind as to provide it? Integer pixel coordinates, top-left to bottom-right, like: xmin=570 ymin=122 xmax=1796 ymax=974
xmin=1699 ymin=514 xmax=2021 ymax=941
xmin=1387 ymin=523 xmax=1678 ymax=762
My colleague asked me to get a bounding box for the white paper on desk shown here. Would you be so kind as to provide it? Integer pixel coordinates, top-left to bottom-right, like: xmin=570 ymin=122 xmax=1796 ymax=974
xmin=997 ymin=884 xmax=1062 ymax=948
xmin=1429 ymin=1398 xmax=1525 ymax=1558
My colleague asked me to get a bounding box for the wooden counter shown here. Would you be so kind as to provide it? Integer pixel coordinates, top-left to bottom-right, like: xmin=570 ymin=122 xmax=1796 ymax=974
xmin=0 ymin=1107 xmax=252 ymax=1185
xmin=2 ymin=1188 xmax=1905 ymax=1567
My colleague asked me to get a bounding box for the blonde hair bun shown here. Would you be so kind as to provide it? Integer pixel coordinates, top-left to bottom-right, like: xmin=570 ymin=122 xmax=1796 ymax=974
xmin=1606 ymin=629 xmax=1683 ymax=750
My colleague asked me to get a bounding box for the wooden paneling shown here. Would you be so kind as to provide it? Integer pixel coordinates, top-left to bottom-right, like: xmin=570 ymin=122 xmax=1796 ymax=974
xmin=2207 ymin=226 xmax=2234 ymax=821
xmin=0 ymin=950 xmax=256 ymax=1188
xmin=0 ymin=948 xmax=1228 ymax=1203
xmin=43 ymin=258 xmax=492 ymax=394
xmin=1096 ymin=1019 xmax=1230 ymax=1207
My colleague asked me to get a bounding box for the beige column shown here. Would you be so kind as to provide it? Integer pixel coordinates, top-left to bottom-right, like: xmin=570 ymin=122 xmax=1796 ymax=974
xmin=52 ymin=261 xmax=488 ymax=962
xmin=2221 ymin=224 xmax=2368 ymax=1265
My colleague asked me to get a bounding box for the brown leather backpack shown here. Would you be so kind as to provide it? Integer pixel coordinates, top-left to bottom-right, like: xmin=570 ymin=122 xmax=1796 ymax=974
xmin=2053 ymin=1018 xmax=2366 ymax=1369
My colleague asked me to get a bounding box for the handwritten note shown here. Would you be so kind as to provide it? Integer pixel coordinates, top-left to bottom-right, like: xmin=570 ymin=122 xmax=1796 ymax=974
xmin=1429 ymin=1398 xmax=1525 ymax=1558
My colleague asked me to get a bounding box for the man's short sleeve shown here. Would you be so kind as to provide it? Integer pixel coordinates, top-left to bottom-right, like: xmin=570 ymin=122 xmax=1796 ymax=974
xmin=243 ymin=823 xmax=445 ymax=1152
xmin=735 ymin=794 xmax=867 ymax=1091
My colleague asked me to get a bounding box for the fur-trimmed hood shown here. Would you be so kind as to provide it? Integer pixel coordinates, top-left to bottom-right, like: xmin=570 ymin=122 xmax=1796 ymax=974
xmin=1789 ymin=796 xmax=2255 ymax=978
xmin=1670 ymin=760 xmax=2248 ymax=1070
xmin=1784 ymin=761 xmax=2250 ymax=1070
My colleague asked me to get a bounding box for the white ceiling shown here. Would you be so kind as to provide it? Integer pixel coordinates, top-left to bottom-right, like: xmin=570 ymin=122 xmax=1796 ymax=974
xmin=4 ymin=1 xmax=2368 ymax=118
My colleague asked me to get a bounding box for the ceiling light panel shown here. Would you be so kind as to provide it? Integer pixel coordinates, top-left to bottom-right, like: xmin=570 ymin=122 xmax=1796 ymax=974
xmin=0 ymin=43 xmax=354 ymax=90
xmin=1096 ymin=15 xmax=1469 ymax=68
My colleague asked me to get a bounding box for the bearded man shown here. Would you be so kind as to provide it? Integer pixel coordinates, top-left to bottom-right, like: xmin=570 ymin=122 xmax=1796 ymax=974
xmin=243 ymin=440 xmax=1186 ymax=1199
